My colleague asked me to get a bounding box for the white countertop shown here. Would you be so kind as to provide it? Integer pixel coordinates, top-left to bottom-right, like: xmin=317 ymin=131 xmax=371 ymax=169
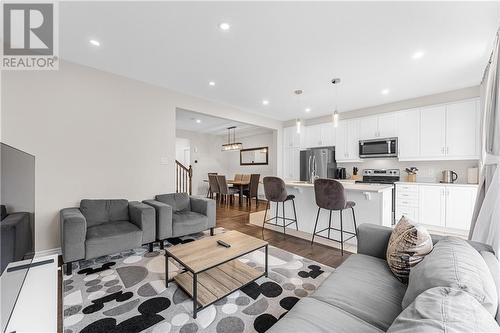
xmin=284 ymin=180 xmax=393 ymax=193
xmin=395 ymin=181 xmax=479 ymax=188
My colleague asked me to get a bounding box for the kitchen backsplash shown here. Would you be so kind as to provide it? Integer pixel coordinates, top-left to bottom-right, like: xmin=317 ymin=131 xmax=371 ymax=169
xmin=337 ymin=159 xmax=479 ymax=184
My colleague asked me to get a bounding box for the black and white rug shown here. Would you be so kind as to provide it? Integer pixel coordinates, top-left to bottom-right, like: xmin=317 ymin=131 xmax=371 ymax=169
xmin=63 ymin=229 xmax=334 ymax=333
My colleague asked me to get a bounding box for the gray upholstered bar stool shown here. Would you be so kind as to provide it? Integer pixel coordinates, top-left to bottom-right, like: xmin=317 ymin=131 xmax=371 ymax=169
xmin=262 ymin=176 xmax=298 ymax=239
xmin=311 ymin=178 xmax=358 ymax=255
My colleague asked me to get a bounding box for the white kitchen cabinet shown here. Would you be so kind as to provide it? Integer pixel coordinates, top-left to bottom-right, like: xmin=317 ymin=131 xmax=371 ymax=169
xmin=283 ymin=147 xmax=300 ymax=180
xmin=397 ymin=108 xmax=420 ymax=160
xmin=445 ymin=186 xmax=477 ymax=231
xmin=418 ymin=185 xmax=446 ymax=227
xmin=304 ymin=123 xmax=334 ymax=148
xmin=336 ymin=119 xmax=361 ymax=162
xmin=359 ymin=113 xmax=397 ymax=140
xmin=283 ymin=126 xmax=301 ymax=148
xmin=420 ymin=105 xmax=447 ymax=158
xmin=446 ymin=100 xmax=478 ymax=159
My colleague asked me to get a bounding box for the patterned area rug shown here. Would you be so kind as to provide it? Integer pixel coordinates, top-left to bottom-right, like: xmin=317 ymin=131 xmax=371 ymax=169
xmin=63 ymin=229 xmax=334 ymax=333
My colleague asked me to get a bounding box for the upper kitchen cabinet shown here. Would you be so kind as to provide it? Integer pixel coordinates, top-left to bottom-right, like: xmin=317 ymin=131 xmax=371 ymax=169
xmin=445 ymin=100 xmax=479 ymax=159
xmin=283 ymin=126 xmax=301 ymax=148
xmin=396 ymin=108 xmax=420 ymax=160
xmin=420 ymin=105 xmax=447 ymax=158
xmin=359 ymin=112 xmax=397 ymax=140
xmin=304 ymin=122 xmax=335 ymax=148
xmin=336 ymin=119 xmax=361 ymax=162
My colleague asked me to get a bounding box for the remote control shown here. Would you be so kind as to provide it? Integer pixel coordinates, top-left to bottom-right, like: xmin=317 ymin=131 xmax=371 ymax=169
xmin=217 ymin=240 xmax=231 ymax=248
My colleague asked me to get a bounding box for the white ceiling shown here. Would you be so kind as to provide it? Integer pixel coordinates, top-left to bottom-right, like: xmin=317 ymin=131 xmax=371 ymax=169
xmin=176 ymin=108 xmax=272 ymax=137
xmin=59 ymin=2 xmax=499 ymax=121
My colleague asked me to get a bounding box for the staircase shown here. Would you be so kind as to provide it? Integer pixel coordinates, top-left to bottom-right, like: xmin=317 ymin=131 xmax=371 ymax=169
xmin=175 ymin=160 xmax=192 ymax=195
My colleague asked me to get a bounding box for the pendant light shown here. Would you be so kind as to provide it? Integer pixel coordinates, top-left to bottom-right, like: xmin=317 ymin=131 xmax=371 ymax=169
xmin=294 ymin=89 xmax=303 ymax=134
xmin=331 ymin=78 xmax=341 ymax=127
xmin=221 ymin=126 xmax=243 ymax=151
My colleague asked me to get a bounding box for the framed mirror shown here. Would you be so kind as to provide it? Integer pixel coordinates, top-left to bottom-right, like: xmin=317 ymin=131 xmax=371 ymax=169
xmin=240 ymin=147 xmax=269 ymax=166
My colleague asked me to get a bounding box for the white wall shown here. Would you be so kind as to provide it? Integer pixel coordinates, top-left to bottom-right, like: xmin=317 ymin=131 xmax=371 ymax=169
xmin=1 ymin=61 xmax=282 ymax=251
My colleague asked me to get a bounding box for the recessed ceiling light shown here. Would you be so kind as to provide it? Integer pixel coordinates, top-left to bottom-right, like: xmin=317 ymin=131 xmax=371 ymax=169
xmin=89 ymin=39 xmax=100 ymax=47
xmin=219 ymin=22 xmax=230 ymax=31
xmin=262 ymin=100 xmax=269 ymax=106
xmin=305 ymin=108 xmax=311 ymax=113
xmin=412 ymin=50 xmax=425 ymax=59
xmin=209 ymin=81 xmax=215 ymax=86
xmin=196 ymin=119 xmax=201 ymax=124
xmin=381 ymin=89 xmax=390 ymax=95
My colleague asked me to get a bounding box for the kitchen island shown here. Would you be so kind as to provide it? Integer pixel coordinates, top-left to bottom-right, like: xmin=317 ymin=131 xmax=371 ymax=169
xmin=249 ymin=180 xmax=394 ymax=250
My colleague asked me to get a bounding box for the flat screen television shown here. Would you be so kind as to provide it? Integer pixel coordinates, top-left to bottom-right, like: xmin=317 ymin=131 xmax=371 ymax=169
xmin=0 ymin=143 xmax=35 ymax=332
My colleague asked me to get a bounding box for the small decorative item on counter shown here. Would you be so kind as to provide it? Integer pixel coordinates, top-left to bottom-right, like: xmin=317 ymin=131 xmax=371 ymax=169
xmin=351 ymin=166 xmax=362 ymax=181
xmin=405 ymin=167 xmax=418 ymax=182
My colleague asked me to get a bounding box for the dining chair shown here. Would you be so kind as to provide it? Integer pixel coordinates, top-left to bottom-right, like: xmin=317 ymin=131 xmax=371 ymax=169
xmin=216 ymin=175 xmax=239 ymax=205
xmin=241 ymin=174 xmax=251 ymax=183
xmin=207 ymin=172 xmax=218 ymax=198
xmin=234 ymin=174 xmax=243 ymax=181
xmin=243 ymin=174 xmax=260 ymax=208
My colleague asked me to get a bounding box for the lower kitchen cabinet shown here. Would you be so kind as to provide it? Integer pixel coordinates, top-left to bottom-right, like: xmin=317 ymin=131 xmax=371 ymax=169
xmin=395 ymin=183 xmax=477 ymax=233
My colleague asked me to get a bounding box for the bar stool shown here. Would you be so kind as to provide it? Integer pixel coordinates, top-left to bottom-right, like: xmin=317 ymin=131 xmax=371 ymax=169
xmin=262 ymin=176 xmax=298 ymax=239
xmin=311 ymin=178 xmax=358 ymax=255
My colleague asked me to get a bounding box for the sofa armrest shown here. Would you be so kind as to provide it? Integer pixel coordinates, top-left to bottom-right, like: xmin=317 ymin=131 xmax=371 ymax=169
xmin=142 ymin=200 xmax=173 ymax=240
xmin=190 ymin=197 xmax=216 ymax=228
xmin=129 ymin=201 xmax=155 ymax=244
xmin=357 ymin=224 xmax=392 ymax=260
xmin=60 ymin=208 xmax=87 ymax=263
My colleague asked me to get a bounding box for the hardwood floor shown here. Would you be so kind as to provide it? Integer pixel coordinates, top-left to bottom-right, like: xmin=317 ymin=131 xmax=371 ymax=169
xmin=216 ymin=198 xmax=351 ymax=269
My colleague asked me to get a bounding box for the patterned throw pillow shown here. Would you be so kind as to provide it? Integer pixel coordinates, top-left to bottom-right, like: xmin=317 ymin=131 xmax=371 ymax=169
xmin=386 ymin=216 xmax=433 ymax=283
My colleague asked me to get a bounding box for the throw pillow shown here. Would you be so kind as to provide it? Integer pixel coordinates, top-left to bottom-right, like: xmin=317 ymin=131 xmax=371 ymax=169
xmin=388 ymin=287 xmax=500 ymax=333
xmin=386 ymin=216 xmax=433 ymax=283
xmin=402 ymin=236 xmax=498 ymax=316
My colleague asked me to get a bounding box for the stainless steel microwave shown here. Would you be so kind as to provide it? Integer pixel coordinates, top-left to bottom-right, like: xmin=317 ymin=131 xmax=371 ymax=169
xmin=359 ymin=137 xmax=398 ymax=158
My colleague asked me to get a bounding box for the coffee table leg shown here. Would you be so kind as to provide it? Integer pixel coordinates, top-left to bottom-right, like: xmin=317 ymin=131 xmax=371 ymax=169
xmin=165 ymin=252 xmax=169 ymax=288
xmin=265 ymin=245 xmax=269 ymax=277
xmin=193 ymin=273 xmax=198 ymax=318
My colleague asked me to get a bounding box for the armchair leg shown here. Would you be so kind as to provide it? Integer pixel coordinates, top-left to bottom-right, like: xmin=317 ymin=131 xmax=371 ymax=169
xmin=148 ymin=243 xmax=154 ymax=252
xmin=160 ymin=241 xmax=165 ymax=250
xmin=210 ymin=227 xmax=214 ymax=236
xmin=64 ymin=262 xmax=73 ymax=276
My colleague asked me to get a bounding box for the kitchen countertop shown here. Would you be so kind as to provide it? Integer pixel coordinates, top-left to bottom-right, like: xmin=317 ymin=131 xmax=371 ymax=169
xmin=284 ymin=180 xmax=394 ymax=193
xmin=395 ymin=181 xmax=479 ymax=188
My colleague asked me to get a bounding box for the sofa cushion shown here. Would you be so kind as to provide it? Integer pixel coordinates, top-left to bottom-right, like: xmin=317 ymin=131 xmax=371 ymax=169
xmin=172 ymin=211 xmax=208 ymax=237
xmin=80 ymin=199 xmax=129 ymax=227
xmin=481 ymin=251 xmax=500 ymax=325
xmin=388 ymin=287 xmax=500 ymax=333
xmin=267 ymin=297 xmax=384 ymax=333
xmin=85 ymin=221 xmax=142 ymax=259
xmin=310 ymin=254 xmax=407 ymax=331
xmin=386 ymin=216 xmax=433 ymax=283
xmin=155 ymin=193 xmax=191 ymax=212
xmin=402 ymin=237 xmax=498 ymax=316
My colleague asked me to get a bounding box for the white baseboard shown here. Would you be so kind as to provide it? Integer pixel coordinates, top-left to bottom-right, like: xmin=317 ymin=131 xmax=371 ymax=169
xmin=35 ymin=247 xmax=61 ymax=258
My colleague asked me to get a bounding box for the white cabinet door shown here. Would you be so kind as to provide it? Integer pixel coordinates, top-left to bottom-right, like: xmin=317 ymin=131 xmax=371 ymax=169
xmin=346 ymin=119 xmax=360 ymax=160
xmin=335 ymin=120 xmax=348 ymax=161
xmin=419 ymin=185 xmax=445 ymax=227
xmin=378 ymin=113 xmax=397 ymax=138
xmin=320 ymin=122 xmax=335 ymax=146
xmin=397 ymin=109 xmax=420 ymax=159
xmin=305 ymin=124 xmax=322 ymax=148
xmin=445 ymin=186 xmax=477 ymax=231
xmin=446 ymin=100 xmax=478 ymax=159
xmin=284 ymin=126 xmax=301 ymax=148
xmin=359 ymin=116 xmax=379 ymax=140
xmin=420 ymin=105 xmax=446 ymax=158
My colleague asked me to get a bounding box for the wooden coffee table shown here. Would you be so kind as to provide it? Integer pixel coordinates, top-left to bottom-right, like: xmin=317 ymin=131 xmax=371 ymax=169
xmin=165 ymin=230 xmax=269 ymax=318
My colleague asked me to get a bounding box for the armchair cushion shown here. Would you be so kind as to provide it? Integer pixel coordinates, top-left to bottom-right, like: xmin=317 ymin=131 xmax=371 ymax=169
xmin=172 ymin=211 xmax=208 ymax=237
xmin=156 ymin=193 xmax=190 ymax=212
xmin=143 ymin=200 xmax=173 ymax=240
xmin=60 ymin=208 xmax=87 ymax=263
xmin=80 ymin=199 xmax=129 ymax=227
xmin=128 ymin=201 xmax=155 ymax=244
xmin=85 ymin=221 xmax=142 ymax=259
xmin=191 ymin=197 xmax=216 ymax=229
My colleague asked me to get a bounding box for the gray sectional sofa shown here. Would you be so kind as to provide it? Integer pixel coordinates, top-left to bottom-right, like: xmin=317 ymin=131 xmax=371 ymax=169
xmin=269 ymin=223 xmax=500 ymax=332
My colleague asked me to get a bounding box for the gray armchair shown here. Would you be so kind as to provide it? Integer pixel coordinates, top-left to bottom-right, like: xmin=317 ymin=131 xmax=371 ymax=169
xmin=60 ymin=199 xmax=155 ymax=275
xmin=1 ymin=205 xmax=33 ymax=274
xmin=143 ymin=193 xmax=216 ymax=248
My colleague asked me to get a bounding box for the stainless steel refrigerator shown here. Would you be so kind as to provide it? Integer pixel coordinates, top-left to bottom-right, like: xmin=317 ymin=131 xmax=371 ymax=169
xmin=300 ymin=147 xmax=336 ymax=182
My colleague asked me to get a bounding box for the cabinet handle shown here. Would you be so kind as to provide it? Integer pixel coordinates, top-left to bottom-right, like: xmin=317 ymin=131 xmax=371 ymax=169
xmin=446 ymin=147 xmax=449 ymax=155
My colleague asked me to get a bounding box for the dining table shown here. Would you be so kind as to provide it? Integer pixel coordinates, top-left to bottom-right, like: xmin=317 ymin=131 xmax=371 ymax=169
xmin=204 ymin=179 xmax=250 ymax=205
